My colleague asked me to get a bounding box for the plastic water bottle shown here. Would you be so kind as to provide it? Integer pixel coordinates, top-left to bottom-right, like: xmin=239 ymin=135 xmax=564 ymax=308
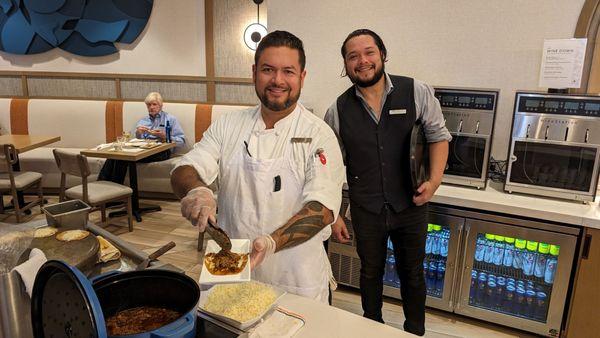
xmin=534 ymin=243 xmax=550 ymax=279
xmin=503 ymin=237 xmax=515 ymax=267
xmin=504 ymin=284 xmax=516 ymax=314
xmin=484 ymin=233 xmax=495 ymax=264
xmin=495 ymin=277 xmax=506 ymax=309
xmin=425 ymin=224 xmax=433 ymax=255
xmin=440 ymin=227 xmax=449 ymax=258
xmin=386 ymin=254 xmax=396 ymax=285
xmin=475 ymin=234 xmax=486 ymax=262
xmin=431 ymin=225 xmax=442 ymax=256
xmin=525 ymin=290 xmax=537 ymax=318
xmin=493 ymin=235 xmax=505 ymax=266
xmin=165 ymin=120 xmax=172 ymax=143
xmin=427 ymin=259 xmax=438 ymax=294
xmin=436 ymin=260 xmax=445 ymax=296
xmin=476 ymin=272 xmax=487 ymax=306
xmin=485 ymin=279 xmax=497 ymax=308
xmin=544 ymin=245 xmax=560 ymax=284
xmin=513 ymin=239 xmax=527 ymax=271
xmin=522 ymin=241 xmax=538 ymax=276
xmin=469 ymin=270 xmax=478 ymax=304
xmin=534 ymin=291 xmax=548 ymax=321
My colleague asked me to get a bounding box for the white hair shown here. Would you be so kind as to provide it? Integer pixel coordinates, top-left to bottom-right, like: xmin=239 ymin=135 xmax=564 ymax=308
xmin=144 ymin=92 xmax=163 ymax=105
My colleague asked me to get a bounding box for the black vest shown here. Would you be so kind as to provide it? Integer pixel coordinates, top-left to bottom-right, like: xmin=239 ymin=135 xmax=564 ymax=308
xmin=337 ymin=75 xmax=416 ymax=214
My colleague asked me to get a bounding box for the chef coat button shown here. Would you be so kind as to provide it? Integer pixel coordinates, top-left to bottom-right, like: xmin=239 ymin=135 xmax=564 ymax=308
xmin=379 ymin=146 xmax=384 ymax=150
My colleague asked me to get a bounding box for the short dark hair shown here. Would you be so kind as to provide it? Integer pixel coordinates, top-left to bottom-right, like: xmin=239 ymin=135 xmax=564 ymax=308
xmin=254 ymin=30 xmax=306 ymax=70
xmin=340 ymin=29 xmax=387 ymax=61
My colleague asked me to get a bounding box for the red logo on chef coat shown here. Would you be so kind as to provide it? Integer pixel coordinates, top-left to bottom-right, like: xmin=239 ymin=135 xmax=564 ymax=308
xmin=316 ymin=148 xmax=326 ymax=165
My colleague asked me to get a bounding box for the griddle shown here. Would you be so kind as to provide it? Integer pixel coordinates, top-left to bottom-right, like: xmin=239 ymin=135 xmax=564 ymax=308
xmin=30 ymin=231 xmax=99 ymax=270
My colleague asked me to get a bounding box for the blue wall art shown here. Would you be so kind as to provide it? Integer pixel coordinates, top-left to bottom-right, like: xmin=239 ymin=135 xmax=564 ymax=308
xmin=0 ymin=0 xmax=154 ymax=56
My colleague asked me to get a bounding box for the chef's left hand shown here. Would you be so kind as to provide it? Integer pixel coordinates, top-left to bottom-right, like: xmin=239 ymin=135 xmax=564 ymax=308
xmin=413 ymin=180 xmax=440 ymax=206
xmin=250 ymin=235 xmax=276 ymax=269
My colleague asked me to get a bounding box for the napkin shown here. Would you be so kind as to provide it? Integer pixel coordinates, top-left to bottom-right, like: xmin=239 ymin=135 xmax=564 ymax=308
xmin=249 ymin=307 xmax=305 ymax=338
xmin=95 ymin=143 xmax=113 ymax=150
xmin=97 ymin=236 xmax=121 ymax=263
xmin=11 ymin=248 xmax=47 ymax=297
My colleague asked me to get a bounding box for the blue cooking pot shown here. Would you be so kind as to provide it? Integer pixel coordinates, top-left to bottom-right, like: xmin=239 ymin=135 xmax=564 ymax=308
xmin=31 ymin=260 xmax=199 ymax=338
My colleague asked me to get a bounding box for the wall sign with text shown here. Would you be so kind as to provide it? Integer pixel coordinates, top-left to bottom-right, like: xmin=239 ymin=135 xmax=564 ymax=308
xmin=0 ymin=0 xmax=154 ymax=56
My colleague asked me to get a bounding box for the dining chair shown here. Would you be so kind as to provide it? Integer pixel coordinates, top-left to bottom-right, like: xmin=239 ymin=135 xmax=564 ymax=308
xmin=53 ymin=149 xmax=134 ymax=231
xmin=0 ymin=144 xmax=44 ymax=223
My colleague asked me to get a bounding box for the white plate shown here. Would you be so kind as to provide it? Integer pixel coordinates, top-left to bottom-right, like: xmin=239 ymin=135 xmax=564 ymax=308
xmin=197 ymin=282 xmax=286 ymax=330
xmin=199 ymin=239 xmax=251 ymax=285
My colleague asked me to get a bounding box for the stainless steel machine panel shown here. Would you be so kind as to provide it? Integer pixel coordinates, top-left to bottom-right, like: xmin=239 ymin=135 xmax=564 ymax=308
xmin=505 ymin=92 xmax=600 ymax=202
xmin=435 ymin=87 xmax=499 ymax=189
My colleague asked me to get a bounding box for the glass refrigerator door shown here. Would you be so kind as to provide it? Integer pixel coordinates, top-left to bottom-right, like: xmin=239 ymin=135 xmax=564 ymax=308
xmin=382 ymin=213 xmax=464 ymax=312
xmin=455 ymin=219 xmax=577 ymax=337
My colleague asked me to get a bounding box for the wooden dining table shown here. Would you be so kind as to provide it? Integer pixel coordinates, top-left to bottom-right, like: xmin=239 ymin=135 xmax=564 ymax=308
xmin=81 ymin=142 xmax=176 ymax=222
xmin=0 ymin=134 xmax=61 ymax=211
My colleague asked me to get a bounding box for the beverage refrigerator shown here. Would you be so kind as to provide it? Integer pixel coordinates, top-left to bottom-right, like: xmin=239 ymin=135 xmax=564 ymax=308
xmin=328 ymin=193 xmax=580 ymax=337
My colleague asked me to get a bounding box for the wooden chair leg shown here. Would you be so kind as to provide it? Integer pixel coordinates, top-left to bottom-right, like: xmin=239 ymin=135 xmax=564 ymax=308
xmin=197 ymin=232 xmax=205 ymax=251
xmin=37 ymin=180 xmax=44 ymax=213
xmin=12 ymin=189 xmax=21 ymax=223
xmin=126 ymin=196 xmax=133 ymax=232
xmin=0 ymin=192 xmax=4 ymax=214
xmin=100 ymin=204 xmax=107 ymax=226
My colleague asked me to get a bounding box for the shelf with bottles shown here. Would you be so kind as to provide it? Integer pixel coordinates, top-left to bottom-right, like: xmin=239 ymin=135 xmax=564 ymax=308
xmin=469 ymin=232 xmax=560 ymax=322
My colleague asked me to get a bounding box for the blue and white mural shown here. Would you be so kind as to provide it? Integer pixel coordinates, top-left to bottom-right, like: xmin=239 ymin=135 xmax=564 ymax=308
xmin=0 ymin=0 xmax=153 ymax=56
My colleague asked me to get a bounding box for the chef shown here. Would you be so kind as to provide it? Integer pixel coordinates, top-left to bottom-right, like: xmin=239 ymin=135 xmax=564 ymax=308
xmin=170 ymin=31 xmax=344 ymax=303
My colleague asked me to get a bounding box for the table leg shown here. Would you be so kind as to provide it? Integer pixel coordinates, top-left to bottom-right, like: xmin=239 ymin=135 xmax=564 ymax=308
xmin=109 ymin=161 xmax=161 ymax=222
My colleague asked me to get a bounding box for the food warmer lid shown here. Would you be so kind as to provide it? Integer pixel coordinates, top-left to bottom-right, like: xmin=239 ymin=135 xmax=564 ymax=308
xmin=31 ymin=260 xmax=107 ymax=338
xmin=410 ymin=119 xmax=430 ymax=191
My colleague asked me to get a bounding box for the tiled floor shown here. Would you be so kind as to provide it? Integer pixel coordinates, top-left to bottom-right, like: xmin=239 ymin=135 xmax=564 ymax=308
xmin=5 ymin=196 xmax=538 ymax=337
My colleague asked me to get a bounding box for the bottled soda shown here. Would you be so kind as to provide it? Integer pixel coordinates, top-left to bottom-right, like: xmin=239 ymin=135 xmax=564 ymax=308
xmin=440 ymin=227 xmax=449 ymax=258
xmin=504 ymin=284 xmax=516 ymax=314
xmin=495 ymin=277 xmax=506 ymax=309
xmin=544 ymin=245 xmax=560 ymax=284
xmin=427 ymin=259 xmax=438 ymax=293
xmin=475 ymin=234 xmax=486 ymax=262
xmin=432 ymin=225 xmax=442 ymax=256
xmin=484 ymin=233 xmax=495 ymax=264
xmin=516 ymin=287 xmax=526 ymax=316
xmin=386 ymin=254 xmax=396 ymax=285
xmin=476 ymin=272 xmax=487 ymax=306
xmin=534 ymin=243 xmax=550 ymax=279
xmin=525 ymin=290 xmax=537 ymax=318
xmin=469 ymin=270 xmax=478 ymax=304
xmin=522 ymin=241 xmax=539 ymax=276
xmin=425 ymin=224 xmax=433 ymax=254
xmin=485 ymin=280 xmax=497 ymax=308
xmin=534 ymin=291 xmax=548 ymax=321
xmin=493 ymin=235 xmax=505 ymax=266
xmin=513 ymin=239 xmax=527 ymax=270
xmin=503 ymin=237 xmax=515 ymax=267
xmin=435 ymin=260 xmax=445 ymax=296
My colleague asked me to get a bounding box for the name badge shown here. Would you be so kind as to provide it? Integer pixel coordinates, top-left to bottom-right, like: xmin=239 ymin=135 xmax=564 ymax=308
xmin=291 ymin=137 xmax=312 ymax=143
xmin=389 ymin=109 xmax=407 ymax=115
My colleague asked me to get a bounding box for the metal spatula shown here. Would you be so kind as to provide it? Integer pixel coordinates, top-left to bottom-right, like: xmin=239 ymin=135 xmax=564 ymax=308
xmin=206 ymin=218 xmax=232 ymax=251
xmin=136 ymin=241 xmax=176 ymax=270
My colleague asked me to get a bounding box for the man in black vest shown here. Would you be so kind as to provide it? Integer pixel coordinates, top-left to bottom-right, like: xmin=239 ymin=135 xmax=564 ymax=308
xmin=324 ymin=29 xmax=450 ymax=336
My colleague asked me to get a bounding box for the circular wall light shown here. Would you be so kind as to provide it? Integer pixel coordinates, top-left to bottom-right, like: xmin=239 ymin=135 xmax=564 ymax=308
xmin=244 ymin=23 xmax=267 ymax=51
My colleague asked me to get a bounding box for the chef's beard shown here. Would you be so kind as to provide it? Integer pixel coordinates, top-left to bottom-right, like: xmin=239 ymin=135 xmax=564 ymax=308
xmin=348 ymin=63 xmax=385 ymax=88
xmin=256 ymin=86 xmax=301 ymax=112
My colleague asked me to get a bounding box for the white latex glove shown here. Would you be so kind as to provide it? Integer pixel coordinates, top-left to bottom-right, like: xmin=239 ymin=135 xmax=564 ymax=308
xmin=180 ymin=186 xmax=216 ymax=232
xmin=250 ymin=235 xmax=276 ymax=269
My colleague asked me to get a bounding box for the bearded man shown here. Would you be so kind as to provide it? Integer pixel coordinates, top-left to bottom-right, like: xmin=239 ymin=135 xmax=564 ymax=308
xmin=171 ymin=31 xmax=344 ymax=303
xmin=324 ymin=29 xmax=451 ymax=335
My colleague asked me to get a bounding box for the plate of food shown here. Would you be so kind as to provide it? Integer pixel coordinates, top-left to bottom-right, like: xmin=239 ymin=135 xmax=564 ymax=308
xmin=198 ymin=281 xmax=286 ymax=330
xmin=199 ymin=239 xmax=251 ymax=284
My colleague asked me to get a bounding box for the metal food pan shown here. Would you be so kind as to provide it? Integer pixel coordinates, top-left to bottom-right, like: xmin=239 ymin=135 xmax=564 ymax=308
xmin=42 ymin=200 xmax=91 ymax=229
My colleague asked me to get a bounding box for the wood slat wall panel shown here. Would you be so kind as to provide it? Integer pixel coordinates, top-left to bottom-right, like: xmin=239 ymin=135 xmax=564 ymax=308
xmin=27 ymin=77 xmax=115 ymax=98
xmin=121 ymin=79 xmax=207 ymax=102
xmin=0 ymin=77 xmax=22 ymax=96
xmin=215 ymin=83 xmax=257 ymax=105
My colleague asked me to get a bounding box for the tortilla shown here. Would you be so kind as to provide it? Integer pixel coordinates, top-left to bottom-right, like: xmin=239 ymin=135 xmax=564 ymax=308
xmin=34 ymin=226 xmax=58 ymax=238
xmin=97 ymin=235 xmax=121 ymax=262
xmin=204 ymin=250 xmax=248 ymax=275
xmin=56 ymin=230 xmax=90 ymax=242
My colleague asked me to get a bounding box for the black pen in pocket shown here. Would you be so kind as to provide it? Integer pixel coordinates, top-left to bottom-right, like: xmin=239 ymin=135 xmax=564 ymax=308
xmin=243 ymin=141 xmax=251 ymax=157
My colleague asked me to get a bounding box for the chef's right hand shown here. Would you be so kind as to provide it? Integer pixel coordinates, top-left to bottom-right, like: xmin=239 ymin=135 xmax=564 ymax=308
xmin=332 ymin=216 xmax=351 ymax=243
xmin=180 ymin=186 xmax=216 ymax=232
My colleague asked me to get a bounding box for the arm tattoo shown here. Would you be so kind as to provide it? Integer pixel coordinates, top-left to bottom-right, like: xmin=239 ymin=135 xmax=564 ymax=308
xmin=271 ymin=201 xmax=333 ymax=252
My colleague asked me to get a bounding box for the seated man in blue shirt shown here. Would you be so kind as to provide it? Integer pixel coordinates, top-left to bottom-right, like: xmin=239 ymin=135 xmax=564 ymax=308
xmin=98 ymin=92 xmax=185 ymax=184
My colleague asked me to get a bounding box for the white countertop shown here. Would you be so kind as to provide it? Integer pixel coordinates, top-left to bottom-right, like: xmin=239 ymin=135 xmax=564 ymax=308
xmin=278 ymin=293 xmax=412 ymax=337
xmin=431 ymin=180 xmax=600 ymax=229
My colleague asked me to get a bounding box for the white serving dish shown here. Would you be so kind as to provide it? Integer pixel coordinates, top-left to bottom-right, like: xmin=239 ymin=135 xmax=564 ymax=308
xmin=197 ymin=282 xmax=286 ymax=330
xmin=199 ymin=239 xmax=251 ymax=285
